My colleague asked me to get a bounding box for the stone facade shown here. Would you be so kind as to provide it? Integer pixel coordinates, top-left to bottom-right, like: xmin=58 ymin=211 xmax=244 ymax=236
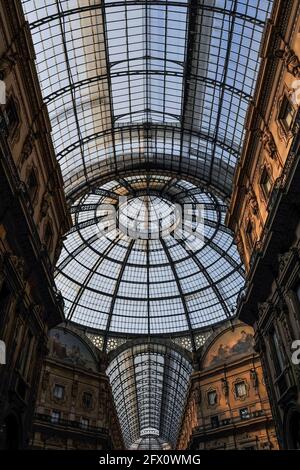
xmin=176 ymin=322 xmax=278 ymax=450
xmin=227 ymin=0 xmax=300 ymax=449
xmin=0 ymin=0 xmax=71 ymax=448
xmin=31 ymin=326 xmax=124 ymax=450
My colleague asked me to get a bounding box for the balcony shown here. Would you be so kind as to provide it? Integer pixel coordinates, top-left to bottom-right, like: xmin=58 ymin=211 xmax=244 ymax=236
xmin=194 ymin=409 xmax=266 ymax=435
xmin=34 ymin=413 xmax=108 ymax=437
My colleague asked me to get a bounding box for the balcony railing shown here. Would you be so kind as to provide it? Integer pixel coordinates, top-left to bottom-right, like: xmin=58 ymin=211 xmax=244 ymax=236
xmin=194 ymin=409 xmax=266 ymax=434
xmin=34 ymin=413 xmax=108 ymax=436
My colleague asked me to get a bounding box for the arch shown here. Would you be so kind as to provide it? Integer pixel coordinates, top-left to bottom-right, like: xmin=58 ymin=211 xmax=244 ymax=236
xmin=283 ymin=403 xmax=300 ymax=449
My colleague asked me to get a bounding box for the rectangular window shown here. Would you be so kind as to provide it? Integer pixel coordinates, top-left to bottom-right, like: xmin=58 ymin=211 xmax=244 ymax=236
xmin=51 ymin=410 xmax=61 ymax=424
xmin=235 ymin=381 xmax=247 ymax=398
xmin=4 ymin=98 xmax=19 ymax=135
xmin=27 ymin=169 xmax=38 ymax=203
xmin=53 ymin=384 xmax=65 ymax=400
xmin=80 ymin=418 xmax=89 ymax=430
xmin=260 ymin=167 xmax=272 ymax=200
xmin=82 ymin=392 xmax=93 ymax=409
xmin=240 ymin=407 xmax=250 ymax=420
xmin=208 ymin=390 xmax=217 ymax=406
xmin=279 ymin=95 xmax=295 ymax=131
xmin=211 ymin=416 xmax=219 ymax=428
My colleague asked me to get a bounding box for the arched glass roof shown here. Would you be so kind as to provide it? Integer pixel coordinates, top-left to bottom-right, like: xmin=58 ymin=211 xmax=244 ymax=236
xmin=107 ymin=341 xmax=192 ymax=448
xmin=22 ymin=0 xmax=273 ymax=200
xmin=21 ymin=0 xmax=274 ymax=449
xmin=21 ymin=0 xmax=273 ymax=342
xmin=55 ymin=175 xmax=244 ymax=346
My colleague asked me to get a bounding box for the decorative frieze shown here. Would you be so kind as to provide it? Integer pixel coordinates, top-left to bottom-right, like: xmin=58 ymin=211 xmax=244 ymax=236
xmin=275 ymin=44 xmax=300 ymax=78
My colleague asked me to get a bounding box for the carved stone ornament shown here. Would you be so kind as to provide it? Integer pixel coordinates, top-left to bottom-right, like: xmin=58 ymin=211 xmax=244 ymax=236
xmin=193 ymin=383 xmax=201 ymax=404
xmin=40 ymin=192 xmax=51 ymax=220
xmin=9 ymin=255 xmax=25 ymax=283
xmin=0 ymin=51 xmax=19 ymax=79
xmin=278 ymin=250 xmax=291 ymax=272
xmin=19 ymin=130 xmax=36 ymax=166
xmin=258 ymin=301 xmax=271 ymax=319
xmin=247 ymin=187 xmax=259 ymax=216
xmin=276 ymin=45 xmax=300 ymax=78
xmin=250 ymin=369 xmax=259 ymax=389
xmin=259 ymin=127 xmax=278 ymax=160
xmin=221 ymin=378 xmax=229 ymax=397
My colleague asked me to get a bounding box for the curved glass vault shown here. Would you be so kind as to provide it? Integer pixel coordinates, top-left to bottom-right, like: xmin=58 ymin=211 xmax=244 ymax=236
xmin=21 ymin=0 xmax=274 ymax=450
xmin=22 ymin=0 xmax=273 ymax=200
xmin=107 ymin=341 xmax=192 ymax=448
xmin=55 ymin=174 xmax=244 ymax=345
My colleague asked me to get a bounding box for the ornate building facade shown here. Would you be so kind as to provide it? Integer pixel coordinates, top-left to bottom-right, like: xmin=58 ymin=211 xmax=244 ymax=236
xmin=0 ymin=0 xmax=71 ymax=449
xmin=1 ymin=0 xmax=297 ymax=452
xmin=176 ymin=322 xmax=278 ymax=450
xmin=227 ymin=0 xmax=300 ymax=449
xmin=31 ymin=326 xmax=124 ymax=450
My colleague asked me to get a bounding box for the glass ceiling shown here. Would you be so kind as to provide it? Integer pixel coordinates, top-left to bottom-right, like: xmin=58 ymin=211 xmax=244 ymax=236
xmin=22 ymin=0 xmax=273 ymax=200
xmin=55 ymin=175 xmax=244 ymax=346
xmin=107 ymin=341 xmax=192 ymax=448
xmin=21 ymin=0 xmax=274 ymax=449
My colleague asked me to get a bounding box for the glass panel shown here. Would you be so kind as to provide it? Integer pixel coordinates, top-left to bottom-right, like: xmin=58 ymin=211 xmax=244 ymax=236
xmin=55 ymin=176 xmax=245 ymax=335
xmin=21 ymin=0 xmax=273 ymax=197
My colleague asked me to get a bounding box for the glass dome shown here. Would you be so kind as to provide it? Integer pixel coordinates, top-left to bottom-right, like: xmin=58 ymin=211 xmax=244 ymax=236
xmin=55 ymin=174 xmax=244 ymax=342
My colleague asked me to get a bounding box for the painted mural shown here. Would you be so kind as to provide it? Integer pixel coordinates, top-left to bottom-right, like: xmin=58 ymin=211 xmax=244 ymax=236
xmin=48 ymin=328 xmax=98 ymax=371
xmin=203 ymin=326 xmax=255 ymax=368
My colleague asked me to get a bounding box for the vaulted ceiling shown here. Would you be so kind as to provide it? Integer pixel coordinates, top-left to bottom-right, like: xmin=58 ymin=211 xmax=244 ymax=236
xmin=22 ymin=0 xmax=274 ymax=449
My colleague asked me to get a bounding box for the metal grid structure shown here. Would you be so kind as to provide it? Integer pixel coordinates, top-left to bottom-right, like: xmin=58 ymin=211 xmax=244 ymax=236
xmin=22 ymin=0 xmax=273 ymax=200
xmin=21 ymin=0 xmax=274 ymax=449
xmin=106 ymin=341 xmax=192 ymax=448
xmin=55 ymin=175 xmax=244 ymax=348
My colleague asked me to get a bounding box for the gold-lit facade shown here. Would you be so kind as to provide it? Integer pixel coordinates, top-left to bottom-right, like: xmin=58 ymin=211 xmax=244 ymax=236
xmin=228 ymin=0 xmax=300 ymax=449
xmin=31 ymin=325 xmax=123 ymax=450
xmin=177 ymin=322 xmax=278 ymax=450
xmin=0 ymin=0 xmax=71 ymax=449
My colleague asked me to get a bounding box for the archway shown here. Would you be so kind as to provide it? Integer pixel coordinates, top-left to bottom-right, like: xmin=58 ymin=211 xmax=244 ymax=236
xmin=284 ymin=406 xmax=300 ymax=449
xmin=3 ymin=414 xmax=21 ymax=450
